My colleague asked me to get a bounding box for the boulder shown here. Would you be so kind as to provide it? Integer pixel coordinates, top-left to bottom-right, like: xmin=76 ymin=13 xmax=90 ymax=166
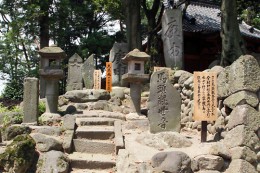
xmin=110 ymin=87 xmax=126 ymax=99
xmin=3 ymin=125 xmax=31 ymax=141
xmin=32 ymin=126 xmax=62 ymax=136
xmin=223 ymin=91 xmax=259 ymax=109
xmin=223 ymin=125 xmax=260 ymax=151
xmin=62 ymin=130 xmax=74 ymax=154
xmin=39 ymin=113 xmax=61 ymax=125
xmin=218 ymin=55 xmax=260 ymax=98
xmin=64 ymin=89 xmax=111 ymax=103
xmin=94 ymin=100 xmax=112 ymax=111
xmin=178 ymin=71 xmax=193 ymax=85
xmin=209 ymin=142 xmax=231 ymax=159
xmin=191 ymin=155 xmax=224 ymax=172
xmin=62 ymin=114 xmax=75 ymax=130
xmin=136 ymin=132 xmax=192 ymax=149
xmin=227 ymin=104 xmax=260 ymax=132
xmin=0 ymin=135 xmax=36 ymax=173
xmin=209 ymin=66 xmax=224 ymax=76
xmin=36 ymin=150 xmax=69 ymax=173
xmin=225 ymin=159 xmax=257 ymax=173
xmin=30 ymin=133 xmax=62 ymax=152
xmin=230 ymin=146 xmax=257 ymax=164
xmin=151 ymin=151 xmax=192 ymax=173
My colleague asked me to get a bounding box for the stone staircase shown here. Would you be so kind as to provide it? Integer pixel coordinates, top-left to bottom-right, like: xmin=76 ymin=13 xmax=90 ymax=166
xmin=68 ymin=115 xmax=124 ymax=173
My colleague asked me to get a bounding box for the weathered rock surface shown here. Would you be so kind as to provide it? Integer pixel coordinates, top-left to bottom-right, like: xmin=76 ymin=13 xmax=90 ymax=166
xmin=223 ymin=125 xmax=260 ymax=151
xmin=64 ymin=89 xmax=111 ymax=102
xmin=39 ymin=113 xmax=61 ymax=125
xmin=209 ymin=142 xmax=231 ymax=159
xmin=218 ymin=55 xmax=260 ymax=98
xmin=3 ymin=125 xmax=31 ymax=141
xmin=62 ymin=114 xmax=75 ymax=130
xmin=32 ymin=126 xmax=62 ymax=136
xmin=225 ymin=159 xmax=257 ymax=173
xmin=136 ymin=132 xmax=192 ymax=149
xmin=0 ymin=135 xmax=36 ymax=173
xmin=227 ymin=104 xmax=260 ymax=132
xmin=62 ymin=130 xmax=74 ymax=153
xmin=223 ymin=91 xmax=259 ymax=109
xmin=230 ymin=146 xmax=257 ymax=164
xmin=110 ymin=87 xmax=126 ymax=99
xmin=151 ymin=151 xmax=192 ymax=173
xmin=191 ymin=155 xmax=224 ymax=172
xmin=36 ymin=150 xmax=69 ymax=173
xmin=30 ymin=133 xmax=62 ymax=152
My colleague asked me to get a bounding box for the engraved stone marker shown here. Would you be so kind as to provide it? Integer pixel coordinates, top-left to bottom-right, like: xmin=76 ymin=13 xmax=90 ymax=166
xmin=93 ymin=70 xmax=102 ymax=90
xmin=109 ymin=43 xmax=128 ymax=86
xmin=148 ymin=69 xmax=181 ymax=133
xmin=106 ymin=62 xmax=112 ymax=92
xmin=23 ymin=77 xmax=39 ymax=124
xmin=161 ymin=9 xmax=183 ymax=69
xmin=82 ymin=54 xmax=95 ymax=89
xmin=66 ymin=53 xmax=83 ymax=91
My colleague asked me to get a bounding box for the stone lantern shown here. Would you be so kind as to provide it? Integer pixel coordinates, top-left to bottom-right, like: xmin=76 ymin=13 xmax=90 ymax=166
xmin=39 ymin=45 xmax=66 ymax=115
xmin=122 ymin=49 xmax=150 ymax=114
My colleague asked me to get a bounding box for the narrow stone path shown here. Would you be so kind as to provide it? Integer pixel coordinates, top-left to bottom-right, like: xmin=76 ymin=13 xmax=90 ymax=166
xmin=68 ymin=112 xmax=124 ymax=173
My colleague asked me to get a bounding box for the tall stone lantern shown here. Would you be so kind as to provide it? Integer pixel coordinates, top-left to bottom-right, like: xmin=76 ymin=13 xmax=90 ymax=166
xmin=122 ymin=49 xmax=150 ymax=114
xmin=39 ymin=45 xmax=66 ymax=114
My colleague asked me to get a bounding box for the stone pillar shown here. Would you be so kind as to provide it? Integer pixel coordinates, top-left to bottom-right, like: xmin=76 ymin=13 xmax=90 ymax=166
xmin=45 ymin=79 xmax=59 ymax=113
xmin=130 ymin=83 xmax=142 ymax=114
xmin=161 ymin=9 xmax=183 ymax=69
xmin=82 ymin=54 xmax=95 ymax=89
xmin=23 ymin=77 xmax=39 ymax=124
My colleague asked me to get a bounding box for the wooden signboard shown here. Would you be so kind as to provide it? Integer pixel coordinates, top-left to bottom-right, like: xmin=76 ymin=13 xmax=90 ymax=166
xmin=193 ymin=72 xmax=217 ymax=142
xmin=93 ymin=70 xmax=102 ymax=89
xmin=106 ymin=62 xmax=112 ymax=92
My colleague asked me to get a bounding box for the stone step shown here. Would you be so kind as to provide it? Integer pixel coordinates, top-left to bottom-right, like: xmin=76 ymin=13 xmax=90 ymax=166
xmin=73 ymin=139 xmax=115 ymax=154
xmin=75 ymin=110 xmax=125 ymax=120
xmin=71 ymin=168 xmax=115 ymax=173
xmin=75 ymin=126 xmax=115 ymax=140
xmin=76 ymin=118 xmax=115 ymax=126
xmin=69 ymin=152 xmax=116 ymax=170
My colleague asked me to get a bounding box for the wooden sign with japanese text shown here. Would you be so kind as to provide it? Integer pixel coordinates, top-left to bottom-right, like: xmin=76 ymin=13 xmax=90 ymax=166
xmin=106 ymin=62 xmax=112 ymax=92
xmin=193 ymin=72 xmax=217 ymax=121
xmin=93 ymin=70 xmax=102 ymax=90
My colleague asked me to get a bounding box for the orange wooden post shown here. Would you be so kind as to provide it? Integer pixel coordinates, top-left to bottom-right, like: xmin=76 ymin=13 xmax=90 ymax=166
xmin=106 ymin=62 xmax=112 ymax=92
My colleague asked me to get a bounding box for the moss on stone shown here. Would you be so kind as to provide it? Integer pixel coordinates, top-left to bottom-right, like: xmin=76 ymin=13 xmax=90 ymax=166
xmin=3 ymin=125 xmax=31 ymax=141
xmin=0 ymin=134 xmax=36 ymax=173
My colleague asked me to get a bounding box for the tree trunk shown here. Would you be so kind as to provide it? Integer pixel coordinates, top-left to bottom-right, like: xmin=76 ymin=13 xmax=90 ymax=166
xmin=220 ymin=0 xmax=246 ymax=66
xmin=125 ymin=0 xmax=142 ymax=51
xmin=39 ymin=1 xmax=51 ymax=98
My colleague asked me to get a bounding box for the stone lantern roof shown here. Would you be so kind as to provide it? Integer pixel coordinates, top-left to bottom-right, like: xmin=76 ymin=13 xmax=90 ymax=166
xmin=38 ymin=45 xmax=66 ymax=59
xmin=122 ymin=49 xmax=150 ymax=63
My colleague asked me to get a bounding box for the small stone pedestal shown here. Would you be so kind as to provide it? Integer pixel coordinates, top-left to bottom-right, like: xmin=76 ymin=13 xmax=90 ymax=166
xmin=122 ymin=49 xmax=150 ymax=114
xmin=39 ymin=45 xmax=66 ymax=120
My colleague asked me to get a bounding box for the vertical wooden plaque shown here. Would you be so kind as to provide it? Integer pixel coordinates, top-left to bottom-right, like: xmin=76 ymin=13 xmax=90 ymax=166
xmin=106 ymin=62 xmax=112 ymax=92
xmin=93 ymin=70 xmax=102 ymax=89
xmin=193 ymin=72 xmax=217 ymax=121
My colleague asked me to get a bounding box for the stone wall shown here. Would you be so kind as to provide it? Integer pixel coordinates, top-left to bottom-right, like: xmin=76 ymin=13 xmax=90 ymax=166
xmin=170 ymin=55 xmax=260 ymax=172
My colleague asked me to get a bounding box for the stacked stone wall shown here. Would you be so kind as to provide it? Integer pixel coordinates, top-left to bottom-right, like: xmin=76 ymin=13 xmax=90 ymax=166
xmin=170 ymin=55 xmax=260 ymax=172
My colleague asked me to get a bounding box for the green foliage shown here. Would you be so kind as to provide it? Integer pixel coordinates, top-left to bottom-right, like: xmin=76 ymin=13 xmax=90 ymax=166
xmin=38 ymin=101 xmax=46 ymax=116
xmin=0 ymin=103 xmax=23 ymax=126
xmin=0 ymin=103 xmax=8 ymax=113
xmin=1 ymin=79 xmax=24 ymax=100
